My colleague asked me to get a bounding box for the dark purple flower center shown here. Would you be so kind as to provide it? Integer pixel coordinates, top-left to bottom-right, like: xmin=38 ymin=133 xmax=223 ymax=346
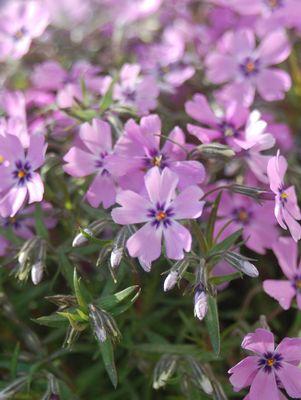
xmin=13 ymin=160 xmax=32 ymax=186
xmin=240 ymin=57 xmax=260 ymax=77
xmin=258 ymin=352 xmax=283 ymax=373
xmin=95 ymin=151 xmax=110 ymax=176
xmin=3 ymin=216 xmax=21 ymax=230
xmin=218 ymin=121 xmax=239 ymax=139
xmin=278 ymin=187 xmax=288 ymax=204
xmin=292 ymin=274 xmax=301 ymax=291
xmin=233 ymin=207 xmax=252 ymax=225
xmin=123 ymin=87 xmax=136 ymax=102
xmin=147 ymin=202 xmax=174 ymax=229
xmin=144 ymin=149 xmax=169 ymax=170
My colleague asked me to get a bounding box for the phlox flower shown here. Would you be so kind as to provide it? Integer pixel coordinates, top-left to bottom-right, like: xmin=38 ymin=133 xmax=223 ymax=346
xmin=229 ymin=328 xmax=301 ymax=399
xmin=109 ymin=114 xmax=205 ymax=192
xmin=63 ymin=119 xmax=117 ymax=208
xmin=263 ymin=237 xmax=301 ymax=310
xmin=267 ymin=151 xmax=301 ymax=241
xmin=31 ymin=60 xmax=111 ymax=108
xmin=0 ymin=134 xmax=47 ymax=218
xmin=0 ymin=1 xmax=49 ymax=60
xmin=111 ymin=167 xmax=205 ymax=269
xmin=206 ymin=29 xmax=291 ymax=106
xmin=215 ymin=192 xmax=278 ymax=254
xmin=113 ymin=64 xmax=159 ymax=115
xmin=263 ymin=113 xmax=293 ymax=153
xmin=1 ymin=202 xmax=56 ymax=240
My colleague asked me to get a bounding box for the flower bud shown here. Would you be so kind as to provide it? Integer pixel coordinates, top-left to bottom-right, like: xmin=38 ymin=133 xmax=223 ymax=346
xmin=110 ymin=247 xmax=123 ymax=269
xmin=163 ymin=271 xmax=178 ymax=292
xmin=72 ymin=220 xmax=109 ymax=247
xmin=196 ymin=143 xmax=235 ymax=158
xmin=88 ymin=304 xmax=121 ymax=344
xmin=194 ymin=290 xmax=208 ymax=321
xmin=31 ymin=261 xmax=44 ymax=285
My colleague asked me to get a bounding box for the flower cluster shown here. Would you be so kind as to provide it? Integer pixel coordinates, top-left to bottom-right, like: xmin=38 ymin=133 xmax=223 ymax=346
xmin=0 ymin=0 xmax=301 ymax=399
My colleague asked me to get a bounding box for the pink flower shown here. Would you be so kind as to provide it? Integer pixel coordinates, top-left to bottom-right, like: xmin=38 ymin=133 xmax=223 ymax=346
xmin=263 ymin=237 xmax=301 ymax=310
xmin=0 ymin=1 xmax=49 ymax=60
xmin=0 ymin=134 xmax=47 ymax=218
xmin=267 ymin=151 xmax=301 ymax=241
xmin=31 ymin=60 xmax=111 ymax=108
xmin=229 ymin=328 xmax=301 ymax=399
xmin=185 ymin=93 xmax=249 ymax=145
xmin=215 ymin=192 xmax=278 ymax=254
xmin=111 ymin=167 xmax=205 ymax=269
xmin=63 ymin=119 xmax=117 ymax=209
xmin=206 ymin=29 xmax=291 ymax=106
xmin=109 ymin=114 xmax=205 ymax=192
xmin=113 ymin=64 xmax=159 ymax=115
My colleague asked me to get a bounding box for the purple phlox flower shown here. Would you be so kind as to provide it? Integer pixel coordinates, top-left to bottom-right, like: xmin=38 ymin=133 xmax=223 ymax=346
xmin=228 ymin=328 xmax=301 ymax=399
xmin=111 ymin=167 xmax=205 ymax=269
xmin=136 ymin=24 xmax=195 ymax=90
xmin=113 ymin=64 xmax=159 ymax=115
xmin=206 ymin=28 xmax=291 ymax=106
xmin=235 ymin=110 xmax=275 ymax=183
xmin=0 ymin=0 xmax=49 ymax=60
xmin=185 ymin=93 xmax=249 ymax=145
xmin=108 ymin=114 xmax=205 ymax=193
xmin=215 ymin=191 xmax=278 ymax=254
xmin=267 ymin=151 xmax=301 ymax=241
xmin=0 ymin=133 xmax=47 ymax=218
xmin=63 ymin=118 xmax=117 ymax=209
xmin=263 ymin=236 xmax=301 ymax=310
xmin=1 ymin=201 xmax=56 ymax=240
xmin=31 ymin=60 xmax=112 ymax=108
xmin=211 ymin=0 xmax=301 ymax=33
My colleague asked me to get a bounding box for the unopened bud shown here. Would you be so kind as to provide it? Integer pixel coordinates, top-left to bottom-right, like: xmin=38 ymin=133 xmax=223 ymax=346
xmin=163 ymin=271 xmax=178 ymax=292
xmin=88 ymin=304 xmax=121 ymax=344
xmin=194 ymin=290 xmax=208 ymax=321
xmin=110 ymin=247 xmax=123 ymax=269
xmin=196 ymin=143 xmax=235 ymax=158
xmin=230 ymin=184 xmax=271 ymax=202
xmin=18 ymin=238 xmax=38 ymax=265
xmin=225 ymin=252 xmax=259 ymax=278
xmin=31 ymin=261 xmax=44 ymax=285
xmin=72 ymin=220 xmax=108 ymax=247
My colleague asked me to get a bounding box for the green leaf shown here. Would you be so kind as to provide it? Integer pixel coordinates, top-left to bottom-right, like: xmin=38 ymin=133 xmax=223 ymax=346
xmin=191 ymin=220 xmax=208 ymax=253
xmin=99 ymin=76 xmax=117 ymax=112
xmin=34 ymin=314 xmax=68 ymax=328
xmin=209 ymin=229 xmax=243 ymax=256
xmin=57 ymin=251 xmax=74 ymax=287
xmin=206 ymin=192 xmax=222 ymax=248
xmin=99 ymin=339 xmax=118 ymax=388
xmin=209 ymin=272 xmax=242 ymax=285
xmin=34 ymin=203 xmax=49 ymax=239
xmin=10 ymin=342 xmax=20 ymax=380
xmin=97 ymin=286 xmax=140 ymax=313
xmin=73 ymin=269 xmax=89 ymax=311
xmin=205 ymin=295 xmax=220 ymax=356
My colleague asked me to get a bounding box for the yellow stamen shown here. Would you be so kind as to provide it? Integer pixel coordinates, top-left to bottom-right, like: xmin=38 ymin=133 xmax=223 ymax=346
xmin=296 ymin=280 xmax=301 ymax=289
xmin=0 ymin=155 xmax=4 ymax=164
xmin=280 ymin=192 xmax=288 ymax=199
xmin=267 ymin=358 xmax=275 ymax=367
xmin=156 ymin=211 xmax=166 ymax=221
xmin=18 ymin=170 xmax=26 ymax=179
xmin=152 ymin=156 xmax=162 ymax=167
xmin=238 ymin=210 xmax=249 ymax=222
xmin=246 ymin=62 xmax=255 ymax=73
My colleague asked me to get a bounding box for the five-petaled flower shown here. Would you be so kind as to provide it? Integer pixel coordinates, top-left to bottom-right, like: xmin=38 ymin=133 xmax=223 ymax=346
xmin=267 ymin=151 xmax=301 ymax=241
xmin=111 ymin=167 xmax=205 ymax=270
xmin=229 ymin=328 xmax=301 ymax=399
xmin=0 ymin=134 xmax=47 ymax=218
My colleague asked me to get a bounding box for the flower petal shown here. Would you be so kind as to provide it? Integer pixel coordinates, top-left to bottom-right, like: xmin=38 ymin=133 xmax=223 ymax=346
xmin=163 ymin=221 xmax=191 ymax=260
xmin=256 ymin=69 xmax=291 ymax=102
xmin=86 ymin=173 xmax=116 ymax=209
xmin=27 ymin=172 xmax=44 ymax=204
xmin=185 ymin=94 xmax=218 ymax=126
xmin=276 ymin=338 xmax=301 ymax=364
xmin=145 ymin=167 xmax=178 ymax=206
xmin=242 ymin=328 xmax=274 ymax=354
xmin=249 ymin=370 xmax=279 ymax=400
xmin=111 ymin=190 xmax=151 ymax=224
xmin=276 ymin=362 xmax=301 ymax=398
xmin=171 ymin=185 xmax=204 ymax=219
xmin=272 ymin=237 xmax=298 ymax=279
xmin=263 ymin=280 xmax=295 ymax=310
xmin=228 ymin=356 xmax=259 ymax=392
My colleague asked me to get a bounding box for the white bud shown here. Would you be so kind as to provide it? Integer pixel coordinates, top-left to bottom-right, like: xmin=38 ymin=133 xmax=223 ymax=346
xmin=110 ymin=247 xmax=123 ymax=269
xmin=163 ymin=271 xmax=178 ymax=292
xmin=72 ymin=228 xmax=93 ymax=247
xmin=31 ymin=261 xmax=44 ymax=285
xmin=194 ymin=291 xmax=208 ymax=321
xmin=242 ymin=261 xmax=259 ymax=277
